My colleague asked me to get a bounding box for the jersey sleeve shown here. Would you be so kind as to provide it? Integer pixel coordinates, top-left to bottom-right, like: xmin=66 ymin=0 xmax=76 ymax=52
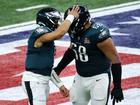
xmin=90 ymin=23 xmax=111 ymax=44
xmin=32 ymin=26 xmax=51 ymax=38
xmin=97 ymin=27 xmax=111 ymax=43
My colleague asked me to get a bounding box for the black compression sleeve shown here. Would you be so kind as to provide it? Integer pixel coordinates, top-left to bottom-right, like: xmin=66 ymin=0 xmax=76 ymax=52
xmin=111 ymin=63 xmax=122 ymax=88
xmin=54 ymin=48 xmax=75 ymax=75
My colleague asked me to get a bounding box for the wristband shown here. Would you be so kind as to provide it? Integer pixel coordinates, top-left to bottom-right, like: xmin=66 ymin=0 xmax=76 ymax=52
xmin=65 ymin=14 xmax=75 ymax=23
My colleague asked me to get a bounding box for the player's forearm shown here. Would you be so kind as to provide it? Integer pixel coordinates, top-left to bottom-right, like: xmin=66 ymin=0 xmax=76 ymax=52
xmin=54 ymin=48 xmax=75 ymax=75
xmin=111 ymin=63 xmax=122 ymax=88
xmin=37 ymin=14 xmax=75 ymax=42
xmin=50 ymin=18 xmax=74 ymax=40
xmin=51 ymin=70 xmax=63 ymax=88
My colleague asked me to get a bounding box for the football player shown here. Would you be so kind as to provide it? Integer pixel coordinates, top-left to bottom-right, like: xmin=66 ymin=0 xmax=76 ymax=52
xmin=22 ymin=6 xmax=79 ymax=105
xmin=54 ymin=5 xmax=124 ymax=105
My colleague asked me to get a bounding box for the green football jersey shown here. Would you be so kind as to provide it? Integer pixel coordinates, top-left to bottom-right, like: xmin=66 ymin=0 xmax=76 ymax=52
xmin=25 ymin=26 xmax=55 ymax=76
xmin=70 ymin=22 xmax=111 ymax=77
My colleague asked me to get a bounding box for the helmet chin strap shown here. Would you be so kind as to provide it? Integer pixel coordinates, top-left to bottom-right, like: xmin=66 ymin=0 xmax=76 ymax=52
xmin=84 ymin=21 xmax=91 ymax=30
xmin=76 ymin=21 xmax=91 ymax=37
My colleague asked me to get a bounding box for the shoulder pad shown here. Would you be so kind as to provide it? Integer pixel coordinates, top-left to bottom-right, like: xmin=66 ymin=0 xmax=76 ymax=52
xmin=92 ymin=22 xmax=107 ymax=30
xmin=98 ymin=28 xmax=110 ymax=39
xmin=33 ymin=26 xmax=52 ymax=38
xmin=91 ymin=22 xmax=111 ymax=43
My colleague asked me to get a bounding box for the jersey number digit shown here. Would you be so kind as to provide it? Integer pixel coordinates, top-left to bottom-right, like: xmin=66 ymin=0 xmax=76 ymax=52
xmin=71 ymin=43 xmax=88 ymax=62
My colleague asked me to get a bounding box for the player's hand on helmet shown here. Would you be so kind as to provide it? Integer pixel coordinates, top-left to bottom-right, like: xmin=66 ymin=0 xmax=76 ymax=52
xmin=111 ymin=87 xmax=124 ymax=105
xmin=34 ymin=39 xmax=43 ymax=48
xmin=59 ymin=85 xmax=69 ymax=97
xmin=68 ymin=5 xmax=80 ymax=19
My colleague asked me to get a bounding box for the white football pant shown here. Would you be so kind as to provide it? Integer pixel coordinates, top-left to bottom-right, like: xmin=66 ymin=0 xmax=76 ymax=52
xmin=70 ymin=73 xmax=110 ymax=105
xmin=22 ymin=81 xmax=50 ymax=105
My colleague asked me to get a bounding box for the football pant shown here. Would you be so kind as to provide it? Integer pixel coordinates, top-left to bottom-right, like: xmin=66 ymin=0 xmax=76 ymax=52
xmin=70 ymin=73 xmax=110 ymax=105
xmin=22 ymin=81 xmax=50 ymax=105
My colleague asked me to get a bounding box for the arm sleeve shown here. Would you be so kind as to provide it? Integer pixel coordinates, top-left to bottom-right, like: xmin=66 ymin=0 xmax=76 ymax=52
xmin=54 ymin=48 xmax=75 ymax=75
xmin=50 ymin=70 xmax=63 ymax=88
xmin=111 ymin=63 xmax=122 ymax=88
